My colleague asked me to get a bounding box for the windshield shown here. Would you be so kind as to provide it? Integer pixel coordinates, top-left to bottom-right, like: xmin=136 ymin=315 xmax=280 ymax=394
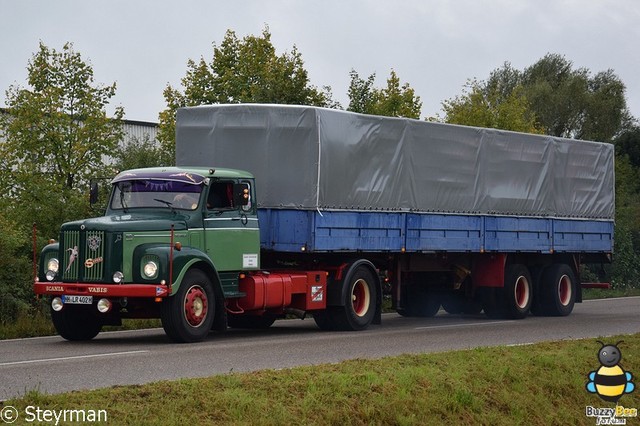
xmin=110 ymin=179 xmax=203 ymax=211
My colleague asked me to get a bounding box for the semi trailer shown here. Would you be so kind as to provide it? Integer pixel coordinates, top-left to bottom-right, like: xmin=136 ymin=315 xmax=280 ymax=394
xmin=34 ymin=104 xmax=614 ymax=342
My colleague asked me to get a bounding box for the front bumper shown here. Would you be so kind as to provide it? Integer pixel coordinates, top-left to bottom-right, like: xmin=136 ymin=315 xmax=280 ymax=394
xmin=34 ymin=281 xmax=171 ymax=298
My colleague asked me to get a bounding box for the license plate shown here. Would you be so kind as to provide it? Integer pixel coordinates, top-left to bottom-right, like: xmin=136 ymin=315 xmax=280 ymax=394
xmin=62 ymin=295 xmax=93 ymax=305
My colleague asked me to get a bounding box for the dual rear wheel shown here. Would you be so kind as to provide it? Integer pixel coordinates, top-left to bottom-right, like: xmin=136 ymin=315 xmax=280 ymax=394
xmin=483 ymin=263 xmax=576 ymax=319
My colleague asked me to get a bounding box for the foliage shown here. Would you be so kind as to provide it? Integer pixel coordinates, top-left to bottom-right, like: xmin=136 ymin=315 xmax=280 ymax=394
xmin=0 ymin=42 xmax=124 ymax=322
xmin=113 ymin=134 xmax=171 ymax=171
xmin=0 ymin=41 xmax=124 ymax=241
xmin=0 ymin=42 xmax=123 ymax=191
xmin=611 ymin=154 xmax=640 ymax=288
xmin=615 ymin=125 xmax=640 ymax=168
xmin=442 ymin=54 xmax=631 ymax=142
xmin=0 ymin=213 xmax=33 ymax=324
xmin=347 ymin=69 xmax=422 ymax=119
xmin=158 ymin=27 xmax=336 ymax=160
xmin=522 ymin=54 xmax=630 ymax=141
xmin=442 ymin=78 xmax=541 ymax=133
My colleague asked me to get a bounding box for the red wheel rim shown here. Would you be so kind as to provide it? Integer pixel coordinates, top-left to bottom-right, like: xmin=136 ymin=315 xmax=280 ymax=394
xmin=514 ymin=276 xmax=530 ymax=309
xmin=351 ymin=279 xmax=371 ymax=317
xmin=558 ymin=275 xmax=572 ymax=306
xmin=184 ymin=285 xmax=208 ymax=327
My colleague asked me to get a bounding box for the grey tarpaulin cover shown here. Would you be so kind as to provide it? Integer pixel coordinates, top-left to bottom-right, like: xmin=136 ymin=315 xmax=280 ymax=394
xmin=176 ymin=104 xmax=614 ymax=220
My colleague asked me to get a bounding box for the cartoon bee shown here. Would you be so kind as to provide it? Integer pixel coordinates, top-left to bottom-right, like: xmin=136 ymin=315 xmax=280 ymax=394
xmin=586 ymin=341 xmax=635 ymax=403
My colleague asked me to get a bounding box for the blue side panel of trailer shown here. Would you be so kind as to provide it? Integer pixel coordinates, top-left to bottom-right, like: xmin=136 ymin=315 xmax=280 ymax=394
xmin=257 ymin=209 xmax=613 ymax=254
xmin=406 ymin=214 xmax=483 ymax=251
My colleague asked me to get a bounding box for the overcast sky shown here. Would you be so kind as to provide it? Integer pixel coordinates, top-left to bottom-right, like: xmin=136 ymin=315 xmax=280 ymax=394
xmin=1 ymin=0 xmax=639 ymax=125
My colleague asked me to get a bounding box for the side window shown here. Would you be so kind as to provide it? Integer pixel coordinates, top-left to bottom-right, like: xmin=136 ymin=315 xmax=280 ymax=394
xmin=207 ymin=182 xmax=234 ymax=210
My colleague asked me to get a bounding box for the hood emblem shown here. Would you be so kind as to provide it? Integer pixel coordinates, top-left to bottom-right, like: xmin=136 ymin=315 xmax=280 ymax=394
xmin=66 ymin=246 xmax=78 ymax=273
xmin=87 ymin=235 xmax=102 ymax=252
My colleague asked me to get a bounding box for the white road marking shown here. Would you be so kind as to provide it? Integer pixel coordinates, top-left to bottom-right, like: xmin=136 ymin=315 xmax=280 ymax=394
xmin=414 ymin=320 xmax=513 ymax=330
xmin=0 ymin=350 xmax=149 ymax=367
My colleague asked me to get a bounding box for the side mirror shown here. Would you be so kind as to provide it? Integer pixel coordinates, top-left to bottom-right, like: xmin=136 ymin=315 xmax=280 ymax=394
xmin=89 ymin=179 xmax=99 ymax=205
xmin=233 ymin=183 xmax=251 ymax=207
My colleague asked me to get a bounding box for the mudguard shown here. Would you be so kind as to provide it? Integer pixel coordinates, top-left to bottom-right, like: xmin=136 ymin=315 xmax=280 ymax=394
xmin=133 ymin=244 xmax=220 ymax=296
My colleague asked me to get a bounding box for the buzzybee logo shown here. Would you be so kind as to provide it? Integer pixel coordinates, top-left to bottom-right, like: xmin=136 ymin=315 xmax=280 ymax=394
xmin=586 ymin=341 xmax=635 ymax=402
xmin=585 ymin=341 xmax=637 ymax=425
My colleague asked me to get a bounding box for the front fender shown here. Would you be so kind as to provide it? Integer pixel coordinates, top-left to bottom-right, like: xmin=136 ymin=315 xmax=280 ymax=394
xmin=38 ymin=243 xmax=60 ymax=281
xmin=133 ymin=244 xmax=219 ymax=295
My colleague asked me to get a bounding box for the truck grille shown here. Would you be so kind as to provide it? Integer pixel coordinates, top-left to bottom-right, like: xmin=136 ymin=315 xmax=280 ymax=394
xmin=61 ymin=230 xmax=105 ymax=282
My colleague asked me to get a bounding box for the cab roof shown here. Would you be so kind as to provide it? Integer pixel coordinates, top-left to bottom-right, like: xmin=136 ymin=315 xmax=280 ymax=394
xmin=112 ymin=167 xmax=253 ymax=184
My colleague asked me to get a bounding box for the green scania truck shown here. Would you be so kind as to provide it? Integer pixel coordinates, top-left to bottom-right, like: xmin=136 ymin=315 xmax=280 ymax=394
xmin=34 ymin=105 xmax=614 ymax=343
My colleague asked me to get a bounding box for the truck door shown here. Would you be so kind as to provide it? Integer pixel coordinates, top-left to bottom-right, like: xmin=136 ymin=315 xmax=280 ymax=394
xmin=203 ymin=180 xmax=260 ymax=272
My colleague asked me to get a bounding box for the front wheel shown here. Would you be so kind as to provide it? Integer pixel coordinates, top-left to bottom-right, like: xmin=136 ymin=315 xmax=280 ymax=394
xmin=51 ymin=304 xmax=102 ymax=341
xmin=161 ymin=269 xmax=215 ymax=343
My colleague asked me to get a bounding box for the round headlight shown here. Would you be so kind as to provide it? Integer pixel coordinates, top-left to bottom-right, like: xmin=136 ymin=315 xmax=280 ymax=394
xmin=113 ymin=271 xmax=124 ymax=284
xmin=51 ymin=297 xmax=63 ymax=312
xmin=97 ymin=298 xmax=112 ymax=313
xmin=143 ymin=261 xmax=159 ymax=278
xmin=47 ymin=258 xmax=59 ymax=273
xmin=46 ymin=270 xmax=57 ymax=281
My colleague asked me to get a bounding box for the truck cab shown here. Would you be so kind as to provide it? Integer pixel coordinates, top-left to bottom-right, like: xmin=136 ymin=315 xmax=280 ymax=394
xmin=35 ymin=167 xmax=263 ymax=342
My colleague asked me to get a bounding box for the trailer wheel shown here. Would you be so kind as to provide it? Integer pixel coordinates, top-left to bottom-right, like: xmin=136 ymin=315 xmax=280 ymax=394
xmin=483 ymin=264 xmax=532 ymax=319
xmin=397 ymin=286 xmax=441 ymax=317
xmin=227 ymin=313 xmax=276 ymax=329
xmin=51 ymin=305 xmax=102 ymax=341
xmin=442 ymin=294 xmax=483 ymax=315
xmin=503 ymin=264 xmax=533 ymax=319
xmin=161 ymin=269 xmax=214 ymax=343
xmin=538 ymin=264 xmax=576 ymax=316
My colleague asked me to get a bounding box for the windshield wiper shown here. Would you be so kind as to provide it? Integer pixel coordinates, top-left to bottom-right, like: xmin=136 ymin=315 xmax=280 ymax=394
xmin=154 ymin=198 xmax=176 ymax=213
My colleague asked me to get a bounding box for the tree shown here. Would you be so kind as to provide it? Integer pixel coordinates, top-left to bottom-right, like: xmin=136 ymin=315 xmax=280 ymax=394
xmin=614 ymin=123 xmax=640 ymax=165
xmin=0 ymin=42 xmax=123 ymax=192
xmin=158 ymin=27 xmax=336 ymax=158
xmin=112 ymin=134 xmax=172 ymax=171
xmin=0 ymin=41 xmax=123 ymax=254
xmin=442 ymin=54 xmax=631 ymax=142
xmin=441 ymin=78 xmax=541 ymax=133
xmin=347 ymin=69 xmax=422 ymax=119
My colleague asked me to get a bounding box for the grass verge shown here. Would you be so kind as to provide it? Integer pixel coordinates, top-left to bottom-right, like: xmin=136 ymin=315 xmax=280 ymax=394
xmin=3 ymin=334 xmax=639 ymax=425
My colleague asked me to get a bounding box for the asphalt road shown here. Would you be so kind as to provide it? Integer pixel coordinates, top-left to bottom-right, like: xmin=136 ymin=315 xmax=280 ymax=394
xmin=1 ymin=297 xmax=639 ymax=400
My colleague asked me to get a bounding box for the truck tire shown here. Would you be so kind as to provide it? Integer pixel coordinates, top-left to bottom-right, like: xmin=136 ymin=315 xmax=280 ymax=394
xmin=343 ymin=266 xmax=378 ymax=330
xmin=503 ymin=264 xmax=533 ymax=319
xmin=227 ymin=313 xmax=276 ymax=329
xmin=441 ymin=288 xmax=482 ymax=315
xmin=397 ymin=285 xmax=441 ymax=317
xmin=315 ymin=265 xmax=378 ymax=331
xmin=483 ymin=264 xmax=532 ymax=319
xmin=51 ymin=305 xmax=102 ymax=341
xmin=161 ymin=269 xmax=215 ymax=343
xmin=313 ymin=308 xmax=342 ymax=331
xmin=537 ymin=264 xmax=576 ymax=316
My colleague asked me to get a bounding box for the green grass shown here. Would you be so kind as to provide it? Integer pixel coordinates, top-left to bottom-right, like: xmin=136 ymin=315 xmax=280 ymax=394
xmin=583 ymin=287 xmax=640 ymax=299
xmin=3 ymin=334 xmax=639 ymax=425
